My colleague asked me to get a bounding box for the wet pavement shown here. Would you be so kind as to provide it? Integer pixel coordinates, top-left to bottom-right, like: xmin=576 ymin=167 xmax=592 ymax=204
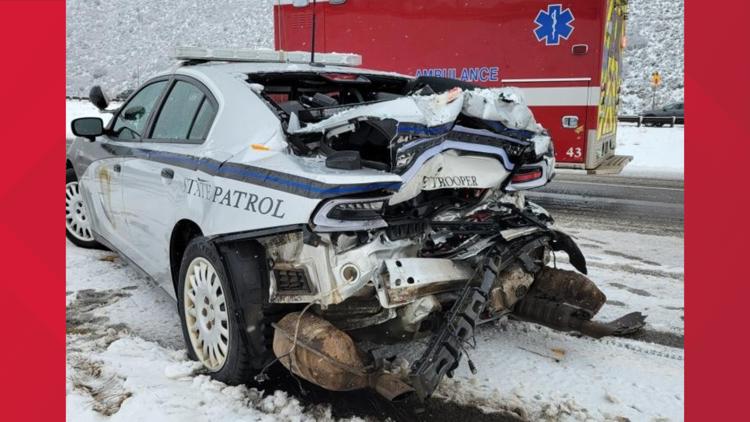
xmin=527 ymin=173 xmax=684 ymax=236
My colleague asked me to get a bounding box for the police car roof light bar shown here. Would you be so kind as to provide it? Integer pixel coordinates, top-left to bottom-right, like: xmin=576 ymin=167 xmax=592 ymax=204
xmin=173 ymin=47 xmax=362 ymax=67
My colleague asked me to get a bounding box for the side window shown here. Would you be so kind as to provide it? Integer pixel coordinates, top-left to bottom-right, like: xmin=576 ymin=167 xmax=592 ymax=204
xmin=189 ymin=100 xmax=216 ymax=140
xmin=151 ymin=80 xmax=216 ymax=142
xmin=112 ymin=81 xmax=167 ymax=140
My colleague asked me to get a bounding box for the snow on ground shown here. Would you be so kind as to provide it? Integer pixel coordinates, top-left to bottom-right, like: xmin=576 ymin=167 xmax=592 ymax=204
xmin=434 ymin=224 xmax=683 ymax=421
xmin=67 ymin=218 xmax=683 ymax=421
xmin=616 ymin=123 xmax=684 ymax=180
xmin=66 ymin=242 xmax=351 ymax=422
xmin=563 ymin=227 xmax=683 ymax=335
xmin=441 ymin=320 xmax=683 ymax=421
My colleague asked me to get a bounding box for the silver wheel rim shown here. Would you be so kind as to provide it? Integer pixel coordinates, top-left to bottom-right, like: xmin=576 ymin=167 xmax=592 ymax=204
xmin=184 ymin=257 xmax=230 ymax=371
xmin=65 ymin=181 xmax=94 ymax=242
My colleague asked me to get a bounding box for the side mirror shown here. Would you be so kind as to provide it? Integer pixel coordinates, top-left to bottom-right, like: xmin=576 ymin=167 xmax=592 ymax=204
xmin=122 ymin=105 xmax=145 ymax=121
xmin=89 ymin=85 xmax=109 ymax=111
xmin=71 ymin=117 xmax=104 ymax=141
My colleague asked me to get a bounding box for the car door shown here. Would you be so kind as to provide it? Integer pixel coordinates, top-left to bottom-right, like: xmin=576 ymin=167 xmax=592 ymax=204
xmin=80 ymin=79 xmax=169 ymax=256
xmin=120 ymin=76 xmax=218 ymax=287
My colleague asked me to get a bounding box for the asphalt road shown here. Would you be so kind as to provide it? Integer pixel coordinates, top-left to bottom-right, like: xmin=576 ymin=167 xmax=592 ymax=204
xmin=526 ymin=172 xmax=684 ymax=236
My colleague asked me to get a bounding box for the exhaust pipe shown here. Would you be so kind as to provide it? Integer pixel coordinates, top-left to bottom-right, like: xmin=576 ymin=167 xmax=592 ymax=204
xmin=513 ymin=267 xmax=646 ymax=338
xmin=272 ymin=312 xmax=414 ymax=400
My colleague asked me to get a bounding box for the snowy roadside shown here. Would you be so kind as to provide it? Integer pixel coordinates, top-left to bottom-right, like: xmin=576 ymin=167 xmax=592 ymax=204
xmin=66 ymin=242 xmax=353 ymax=422
xmin=66 ymin=219 xmax=683 ymax=421
xmin=616 ymin=123 xmax=684 ymax=180
xmin=436 ymin=226 xmax=684 ymax=421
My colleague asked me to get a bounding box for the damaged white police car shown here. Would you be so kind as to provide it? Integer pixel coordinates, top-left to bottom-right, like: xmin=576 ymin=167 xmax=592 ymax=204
xmin=66 ymin=48 xmax=644 ymax=400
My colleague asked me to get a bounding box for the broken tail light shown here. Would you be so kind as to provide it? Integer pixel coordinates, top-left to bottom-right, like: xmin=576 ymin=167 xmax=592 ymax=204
xmin=312 ymin=196 xmax=390 ymax=232
xmin=326 ymin=199 xmax=386 ymax=221
xmin=511 ymin=168 xmax=543 ymax=184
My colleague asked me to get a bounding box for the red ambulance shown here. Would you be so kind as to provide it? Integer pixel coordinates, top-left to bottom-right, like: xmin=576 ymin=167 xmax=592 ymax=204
xmin=273 ymin=0 xmax=631 ymax=173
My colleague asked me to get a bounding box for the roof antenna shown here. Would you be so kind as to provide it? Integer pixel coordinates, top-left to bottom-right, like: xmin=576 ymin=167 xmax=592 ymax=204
xmin=309 ymin=0 xmax=324 ymax=67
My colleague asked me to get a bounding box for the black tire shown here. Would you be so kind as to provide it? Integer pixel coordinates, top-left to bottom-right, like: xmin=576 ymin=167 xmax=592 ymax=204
xmin=177 ymin=236 xmax=274 ymax=385
xmin=65 ymin=168 xmax=104 ymax=249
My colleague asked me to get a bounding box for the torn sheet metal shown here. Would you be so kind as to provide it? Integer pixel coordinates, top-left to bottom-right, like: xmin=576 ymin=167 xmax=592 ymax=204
xmin=462 ymin=87 xmax=543 ymax=133
xmin=289 ymin=88 xmax=465 ymax=135
xmin=288 ymin=87 xmax=545 ymax=137
xmin=377 ymin=258 xmax=474 ymax=307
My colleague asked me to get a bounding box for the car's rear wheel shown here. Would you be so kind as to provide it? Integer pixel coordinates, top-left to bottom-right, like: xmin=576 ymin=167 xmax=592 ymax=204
xmin=182 ymin=256 xmax=231 ymax=371
xmin=65 ymin=168 xmax=103 ymax=249
xmin=178 ymin=237 xmax=271 ymax=384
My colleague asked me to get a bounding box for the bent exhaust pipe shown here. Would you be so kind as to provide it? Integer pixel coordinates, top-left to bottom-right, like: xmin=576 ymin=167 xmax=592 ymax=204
xmin=513 ymin=267 xmax=646 ymax=338
xmin=272 ymin=312 xmax=414 ymax=400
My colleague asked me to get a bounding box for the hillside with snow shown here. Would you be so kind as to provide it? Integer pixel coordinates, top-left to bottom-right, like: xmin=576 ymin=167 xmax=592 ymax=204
xmin=620 ymin=0 xmax=684 ymax=114
xmin=65 ymin=0 xmax=275 ymax=98
xmin=66 ymin=0 xmax=683 ymax=114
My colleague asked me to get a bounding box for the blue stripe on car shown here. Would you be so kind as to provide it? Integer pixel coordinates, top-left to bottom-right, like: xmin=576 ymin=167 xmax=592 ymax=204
xmin=137 ymin=148 xmax=400 ymax=198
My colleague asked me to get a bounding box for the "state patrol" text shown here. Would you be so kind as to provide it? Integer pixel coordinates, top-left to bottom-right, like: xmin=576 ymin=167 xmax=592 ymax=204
xmin=184 ymin=178 xmax=286 ymax=219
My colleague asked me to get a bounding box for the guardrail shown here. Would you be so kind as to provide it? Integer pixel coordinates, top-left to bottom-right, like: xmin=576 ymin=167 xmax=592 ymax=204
xmin=618 ymin=115 xmax=684 ymax=127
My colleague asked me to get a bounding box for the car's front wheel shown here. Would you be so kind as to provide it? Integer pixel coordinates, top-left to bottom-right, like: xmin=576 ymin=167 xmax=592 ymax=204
xmin=178 ymin=237 xmax=267 ymax=384
xmin=65 ymin=168 xmax=102 ymax=249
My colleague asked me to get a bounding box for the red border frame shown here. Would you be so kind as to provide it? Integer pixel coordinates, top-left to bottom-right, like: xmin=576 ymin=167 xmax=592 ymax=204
xmin=0 ymin=0 xmax=746 ymax=419
xmin=685 ymin=0 xmax=750 ymax=420
xmin=0 ymin=0 xmax=65 ymax=420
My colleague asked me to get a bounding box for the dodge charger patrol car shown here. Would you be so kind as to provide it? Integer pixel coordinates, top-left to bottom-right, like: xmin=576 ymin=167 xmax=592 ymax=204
xmin=66 ymin=48 xmax=643 ymax=400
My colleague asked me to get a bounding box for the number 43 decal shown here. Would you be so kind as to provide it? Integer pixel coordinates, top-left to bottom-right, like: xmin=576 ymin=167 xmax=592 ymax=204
xmin=566 ymin=147 xmax=582 ymax=158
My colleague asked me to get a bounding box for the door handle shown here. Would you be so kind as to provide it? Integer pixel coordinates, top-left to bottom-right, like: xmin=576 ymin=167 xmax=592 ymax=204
xmin=113 ymin=164 xmax=121 ymax=173
xmin=161 ymin=168 xmax=175 ymax=179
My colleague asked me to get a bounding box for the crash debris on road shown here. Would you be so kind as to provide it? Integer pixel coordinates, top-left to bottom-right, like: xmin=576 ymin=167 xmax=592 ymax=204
xmin=66 ymin=232 xmax=683 ymax=421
